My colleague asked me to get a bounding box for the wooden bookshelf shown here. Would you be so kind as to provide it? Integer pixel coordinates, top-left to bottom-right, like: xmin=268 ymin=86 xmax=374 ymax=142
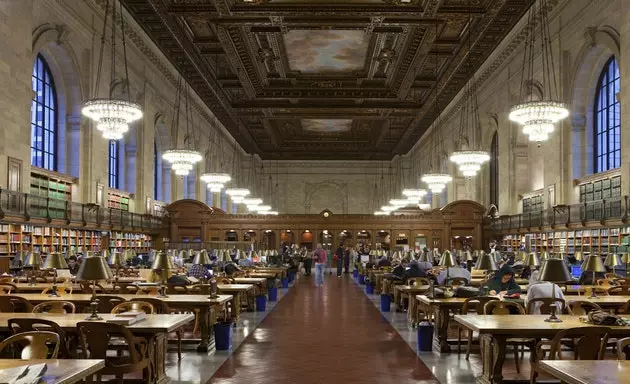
xmin=29 ymin=169 xmax=74 ymax=219
xmin=0 ymin=223 xmax=102 ymax=257
xmin=501 ymin=226 xmax=630 ymax=256
xmin=108 ymin=231 xmax=153 ymax=253
xmin=108 ymin=190 xmax=130 ymax=211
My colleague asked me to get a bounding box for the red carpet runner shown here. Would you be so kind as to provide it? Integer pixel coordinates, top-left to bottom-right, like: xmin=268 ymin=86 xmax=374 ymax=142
xmin=209 ymin=275 xmax=438 ymax=384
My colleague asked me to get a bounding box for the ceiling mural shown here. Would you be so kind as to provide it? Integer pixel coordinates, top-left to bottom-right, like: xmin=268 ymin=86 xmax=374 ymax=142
xmin=284 ymin=30 xmax=370 ymax=73
xmin=301 ymin=119 xmax=353 ymax=133
xmin=122 ymin=0 xmax=535 ymax=160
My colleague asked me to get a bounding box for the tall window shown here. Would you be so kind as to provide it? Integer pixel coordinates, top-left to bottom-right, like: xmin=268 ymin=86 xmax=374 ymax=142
xmin=594 ymin=56 xmax=621 ymax=172
xmin=108 ymin=140 xmax=119 ymax=189
xmin=30 ymin=55 xmax=57 ymax=170
xmin=154 ymin=140 xmax=159 ymax=200
xmin=489 ymin=132 xmax=499 ymax=208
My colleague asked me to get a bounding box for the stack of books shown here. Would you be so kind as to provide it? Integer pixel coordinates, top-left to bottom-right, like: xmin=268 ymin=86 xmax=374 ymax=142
xmin=107 ymin=311 xmax=147 ymax=325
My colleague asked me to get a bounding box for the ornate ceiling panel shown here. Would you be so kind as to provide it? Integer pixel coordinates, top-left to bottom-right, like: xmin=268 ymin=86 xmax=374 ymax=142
xmin=122 ymin=0 xmax=533 ymax=160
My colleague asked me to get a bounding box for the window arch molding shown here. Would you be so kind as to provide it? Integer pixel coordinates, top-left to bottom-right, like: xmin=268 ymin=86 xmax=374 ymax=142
xmin=32 ymin=24 xmax=84 ymax=177
xmin=569 ymin=26 xmax=620 ymax=179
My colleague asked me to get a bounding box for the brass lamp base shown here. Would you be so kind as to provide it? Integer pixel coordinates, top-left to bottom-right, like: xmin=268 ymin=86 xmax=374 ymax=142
xmin=84 ymin=300 xmax=102 ymax=321
xmin=544 ymin=304 xmax=562 ymax=323
xmin=157 ymin=285 xmax=169 ymax=298
xmin=48 ymin=284 xmax=60 ymax=297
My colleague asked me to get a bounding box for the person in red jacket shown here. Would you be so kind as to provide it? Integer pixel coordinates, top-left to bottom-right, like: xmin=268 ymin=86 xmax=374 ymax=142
xmin=313 ymin=243 xmax=327 ymax=287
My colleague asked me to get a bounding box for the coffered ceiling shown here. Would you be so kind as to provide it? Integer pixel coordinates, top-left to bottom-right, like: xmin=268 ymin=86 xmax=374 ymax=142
xmin=121 ymin=0 xmax=533 ymax=160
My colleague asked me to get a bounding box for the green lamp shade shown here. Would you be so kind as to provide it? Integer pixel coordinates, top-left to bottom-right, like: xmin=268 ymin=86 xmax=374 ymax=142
xmin=221 ymin=250 xmax=232 ymax=263
xmin=465 ymin=250 xmax=474 ymax=261
xmin=193 ymin=250 xmax=212 ymax=265
xmin=418 ymin=252 xmax=432 ymax=263
xmin=151 ymin=251 xmax=175 ymax=270
xmin=604 ymin=253 xmax=622 ymax=267
xmin=621 ymin=253 xmax=630 ymax=263
xmin=24 ymin=252 xmax=43 ymax=267
xmin=43 ymin=252 xmax=68 ymax=269
xmin=76 ymin=256 xmax=114 ymax=281
xmin=475 ymin=253 xmax=498 ymax=271
xmin=108 ymin=252 xmax=127 ymax=267
xmin=439 ymin=251 xmax=456 ymax=268
xmin=581 ymin=255 xmax=606 ymax=272
xmin=538 ymin=258 xmax=572 ymax=283
xmin=574 ymin=251 xmax=584 ymax=262
xmin=524 ymin=253 xmax=541 ymax=267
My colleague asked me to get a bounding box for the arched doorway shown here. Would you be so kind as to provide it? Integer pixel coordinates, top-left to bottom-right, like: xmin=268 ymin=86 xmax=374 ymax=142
xmin=338 ymin=230 xmax=352 ymax=247
xmin=244 ymin=230 xmax=257 ymax=250
xmin=376 ymin=230 xmax=390 ymax=251
xmin=262 ymin=230 xmax=276 ymax=250
xmin=357 ymin=230 xmax=371 ymax=248
xmin=225 ymin=230 xmax=238 ymax=242
xmin=319 ymin=230 xmax=333 ymax=250
xmin=300 ymin=230 xmax=314 ymax=250
xmin=395 ymin=231 xmax=410 ymax=250
xmin=281 ymin=230 xmax=294 ymax=246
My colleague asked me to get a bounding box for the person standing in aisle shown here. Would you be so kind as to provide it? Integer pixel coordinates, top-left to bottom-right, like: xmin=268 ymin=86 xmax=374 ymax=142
xmin=343 ymin=246 xmax=351 ymax=275
xmin=303 ymin=250 xmax=313 ymax=276
xmin=326 ymin=247 xmax=333 ymax=275
xmin=313 ymin=243 xmax=327 ymax=287
xmin=335 ymin=244 xmax=344 ymax=277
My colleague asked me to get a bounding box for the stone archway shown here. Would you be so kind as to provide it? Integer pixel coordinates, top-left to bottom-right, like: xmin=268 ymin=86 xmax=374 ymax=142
xmin=304 ymin=181 xmax=348 ymax=214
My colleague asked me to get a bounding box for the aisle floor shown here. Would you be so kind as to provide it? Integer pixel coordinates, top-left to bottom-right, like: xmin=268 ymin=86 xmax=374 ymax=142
xmin=208 ymin=274 xmax=438 ymax=384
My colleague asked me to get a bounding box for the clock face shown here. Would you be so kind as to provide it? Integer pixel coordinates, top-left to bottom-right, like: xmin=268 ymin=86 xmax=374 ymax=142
xmin=323 ymin=212 xmax=329 ymax=218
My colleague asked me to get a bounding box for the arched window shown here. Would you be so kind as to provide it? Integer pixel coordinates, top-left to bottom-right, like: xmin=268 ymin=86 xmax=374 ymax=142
xmin=108 ymin=140 xmax=119 ymax=189
xmin=30 ymin=55 xmax=57 ymax=170
xmin=489 ymin=132 xmax=499 ymax=208
xmin=594 ymin=56 xmax=621 ymax=173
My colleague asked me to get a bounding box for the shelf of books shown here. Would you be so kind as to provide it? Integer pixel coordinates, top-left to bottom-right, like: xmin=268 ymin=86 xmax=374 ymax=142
xmin=108 ymin=191 xmax=130 ymax=211
xmin=501 ymin=227 xmax=630 ymax=256
xmin=29 ymin=170 xmax=73 ymax=219
xmin=108 ymin=231 xmax=153 ymax=254
xmin=0 ymin=223 xmax=102 ymax=257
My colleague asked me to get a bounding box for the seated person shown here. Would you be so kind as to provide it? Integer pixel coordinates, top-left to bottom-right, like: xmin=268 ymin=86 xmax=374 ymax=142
xmin=239 ymin=256 xmax=254 ymax=267
xmin=485 ymin=265 xmax=521 ymax=296
xmin=377 ymin=256 xmax=391 ymax=268
xmin=67 ymin=256 xmax=80 ymax=275
xmin=188 ymin=263 xmax=210 ymax=279
xmin=224 ymin=262 xmax=242 ymax=277
xmin=402 ymin=260 xmax=427 ymax=282
xmin=525 ymin=274 xmax=566 ymax=314
xmin=149 ymin=270 xmax=191 ymax=285
xmin=392 ymin=259 xmax=409 ymax=280
xmin=436 ymin=265 xmax=471 ymax=285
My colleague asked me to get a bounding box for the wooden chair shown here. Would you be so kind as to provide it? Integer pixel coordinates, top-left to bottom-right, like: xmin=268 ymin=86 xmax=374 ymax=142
xmin=406 ymin=277 xmax=429 ymax=286
xmin=137 ymin=286 xmax=160 ymax=295
xmin=217 ymin=277 xmax=234 ymax=284
xmin=93 ymin=295 xmax=125 ymax=313
xmin=458 ymin=296 xmax=500 ymax=359
xmin=0 ymin=283 xmax=17 ymax=294
xmin=566 ymin=300 xmax=602 ymax=316
xmin=483 ymin=300 xmax=530 ymax=373
xmin=8 ymin=318 xmax=72 ymax=358
xmin=41 ymin=285 xmax=73 ymax=296
xmin=77 ymin=321 xmax=151 ymax=383
xmin=448 ymin=277 xmax=468 ymax=287
xmin=617 ymin=337 xmax=630 ymax=360
xmin=596 ymin=278 xmax=615 ymax=287
xmin=166 ymin=284 xmax=188 ymax=294
xmin=0 ymin=331 xmax=60 ymax=359
xmin=111 ymin=301 xmax=154 ymax=315
xmin=32 ymin=301 xmax=76 ymax=314
xmin=80 ymin=282 xmax=107 ymax=294
xmin=131 ymin=298 xmax=183 ymax=360
xmin=0 ymin=277 xmax=15 ymax=284
xmin=618 ymin=299 xmax=630 ymax=315
xmin=0 ymin=296 xmax=33 ymax=313
xmin=531 ymin=326 xmax=610 ymax=383
xmin=113 ymin=283 xmax=139 ymax=294
xmin=191 ymin=284 xmax=210 ymax=294
xmin=577 ymin=286 xmax=609 ymax=296
xmin=526 ymin=298 xmax=566 ymax=315
xmin=607 ymin=285 xmax=630 ymax=295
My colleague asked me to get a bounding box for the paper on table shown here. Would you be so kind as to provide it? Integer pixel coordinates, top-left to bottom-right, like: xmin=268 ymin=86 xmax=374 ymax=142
xmin=0 ymin=363 xmax=47 ymax=384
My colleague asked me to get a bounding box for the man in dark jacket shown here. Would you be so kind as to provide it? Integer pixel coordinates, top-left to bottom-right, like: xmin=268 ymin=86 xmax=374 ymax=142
xmin=402 ymin=260 xmax=426 ymax=282
xmin=335 ymin=245 xmax=344 ymax=277
xmin=392 ymin=259 xmax=409 ymax=280
xmin=485 ymin=264 xmax=521 ymax=295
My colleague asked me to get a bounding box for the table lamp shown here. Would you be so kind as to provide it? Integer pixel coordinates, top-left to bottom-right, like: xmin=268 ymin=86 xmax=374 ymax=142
xmin=538 ymin=258 xmax=573 ymax=323
xmin=474 ymin=252 xmax=498 ymax=272
xmin=621 ymin=253 xmax=630 ymax=278
xmin=540 ymin=251 xmax=549 ymax=261
xmin=108 ymin=251 xmax=127 ymax=283
xmin=42 ymin=252 xmax=68 ymax=297
xmin=151 ymin=251 xmax=174 ymax=298
xmin=439 ymin=250 xmax=456 ymax=285
xmin=24 ymin=252 xmax=44 ymax=286
xmin=220 ymin=249 xmax=232 ymax=263
xmin=574 ymin=251 xmax=584 ymax=263
xmin=101 ymin=249 xmax=110 ymax=260
xmin=76 ymin=255 xmax=114 ymax=320
xmin=604 ymin=253 xmax=622 ymax=276
xmin=193 ymin=249 xmax=212 ymax=279
xmin=524 ymin=252 xmax=541 ymax=268
xmin=581 ymin=255 xmax=606 ymax=298
xmin=418 ymin=251 xmax=432 ymax=263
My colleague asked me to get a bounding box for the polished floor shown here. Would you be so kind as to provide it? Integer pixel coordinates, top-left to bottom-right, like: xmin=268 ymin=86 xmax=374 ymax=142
xmin=207 ymin=274 xmax=438 ymax=384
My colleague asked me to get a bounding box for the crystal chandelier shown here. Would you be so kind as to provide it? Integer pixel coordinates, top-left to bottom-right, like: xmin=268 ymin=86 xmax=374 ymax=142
xmin=243 ymin=197 xmax=263 ymax=207
xmin=510 ymin=0 xmax=569 ymax=144
xmin=200 ymin=173 xmax=231 ymax=184
xmin=206 ymin=183 xmax=223 ymax=192
xmin=81 ymin=0 xmax=142 ymax=140
xmin=381 ymin=205 xmax=397 ymax=212
xmin=450 ymin=150 xmax=490 ymax=177
xmin=226 ymin=188 xmax=250 ymax=204
xmin=390 ymin=199 xmax=408 ymax=207
xmin=374 ymin=210 xmax=389 ymax=215
xmin=253 ymin=205 xmax=272 ymax=212
xmin=421 ymin=173 xmax=452 ymax=194
xmin=418 ymin=203 xmax=431 ymax=210
xmin=402 ymin=189 xmax=427 ymax=198
xmin=258 ymin=211 xmax=278 ymax=215
xmin=162 ymin=149 xmax=202 ymax=176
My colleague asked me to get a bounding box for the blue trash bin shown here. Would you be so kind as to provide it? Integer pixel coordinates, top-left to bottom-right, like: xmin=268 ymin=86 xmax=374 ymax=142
xmin=417 ymin=323 xmax=434 ymax=352
xmin=268 ymin=287 xmax=278 ymax=302
xmin=288 ymin=271 xmax=296 ymax=283
xmin=214 ymin=322 xmax=232 ymax=351
xmin=282 ymin=277 xmax=289 ymax=288
xmin=352 ymin=270 xmax=358 ymax=279
xmin=380 ymin=294 xmax=391 ymax=312
xmin=358 ymin=274 xmax=365 ymax=284
xmin=256 ymin=295 xmax=267 ymax=312
xmin=366 ymin=284 xmax=374 ymax=294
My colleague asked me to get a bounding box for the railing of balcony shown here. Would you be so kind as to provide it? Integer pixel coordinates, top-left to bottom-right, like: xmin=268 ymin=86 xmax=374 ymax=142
xmin=490 ymin=196 xmax=628 ymax=232
xmin=0 ymin=188 xmax=164 ymax=231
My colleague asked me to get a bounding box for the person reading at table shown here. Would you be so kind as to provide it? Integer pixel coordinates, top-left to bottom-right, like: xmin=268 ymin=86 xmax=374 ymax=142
xmin=485 ymin=265 xmax=521 ymax=296
xmin=392 ymin=259 xmax=408 ymax=280
xmin=436 ymin=265 xmax=471 ymax=285
xmin=525 ymin=274 xmax=566 ymax=314
xmin=377 ymin=255 xmax=392 ymax=268
xmin=402 ymin=260 xmax=427 ymax=282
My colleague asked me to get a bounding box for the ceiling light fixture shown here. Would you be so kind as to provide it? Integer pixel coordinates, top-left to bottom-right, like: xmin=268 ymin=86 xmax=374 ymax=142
xmin=421 ymin=174 xmax=452 ymax=194
xmin=206 ymin=182 xmax=224 ymax=192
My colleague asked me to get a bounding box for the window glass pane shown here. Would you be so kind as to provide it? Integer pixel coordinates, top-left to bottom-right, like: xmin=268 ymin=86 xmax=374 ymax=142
xmin=594 ymin=57 xmax=621 ymax=173
xmin=30 ymin=55 xmax=57 ymax=171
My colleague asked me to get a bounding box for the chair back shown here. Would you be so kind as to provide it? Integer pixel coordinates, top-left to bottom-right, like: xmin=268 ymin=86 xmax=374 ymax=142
xmin=462 ymin=296 xmax=500 ymax=314
xmin=32 ymin=301 xmax=76 ymax=314
xmin=8 ymin=318 xmax=70 ymax=358
xmin=0 ymin=331 xmax=60 ymax=359
xmin=578 ymin=286 xmax=609 ymax=296
xmin=0 ymin=296 xmax=33 ymax=313
xmin=526 ymin=298 xmax=566 ymax=315
xmin=618 ymin=299 xmax=630 ymax=315
xmin=191 ymin=284 xmax=210 ymax=294
xmin=547 ymin=326 xmax=610 ymax=360
xmin=406 ymin=277 xmax=429 ymax=286
xmin=0 ymin=283 xmax=17 ymax=294
xmin=111 ymin=301 xmax=154 ymax=314
xmin=113 ymin=283 xmax=139 ymax=294
xmin=217 ymin=277 xmax=234 ymax=284
xmin=566 ymin=300 xmax=602 ymax=316
xmin=79 ymin=282 xmax=106 ymax=294
xmin=131 ymin=298 xmax=171 ymax=314
xmin=607 ymin=285 xmax=630 ymax=296
xmin=137 ymin=286 xmax=160 ymax=295
xmin=94 ymin=295 xmax=125 ymax=313
xmin=617 ymin=337 xmax=630 ymax=360
xmin=166 ymin=284 xmax=188 ymax=294
xmin=596 ymin=278 xmax=615 ymax=287
xmin=484 ymin=300 xmax=525 ymax=315
xmin=41 ymin=285 xmax=73 ymax=296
